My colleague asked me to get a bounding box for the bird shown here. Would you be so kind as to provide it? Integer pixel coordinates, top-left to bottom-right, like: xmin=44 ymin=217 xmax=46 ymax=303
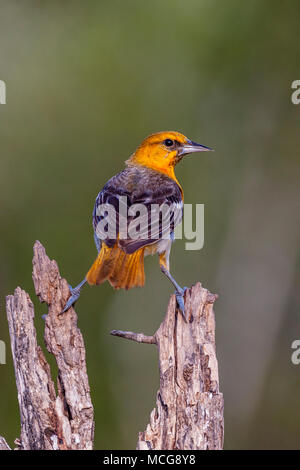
xmin=62 ymin=131 xmax=212 ymax=318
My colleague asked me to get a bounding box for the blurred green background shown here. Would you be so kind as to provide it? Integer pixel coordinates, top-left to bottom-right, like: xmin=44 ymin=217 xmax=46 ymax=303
xmin=1 ymin=0 xmax=300 ymax=449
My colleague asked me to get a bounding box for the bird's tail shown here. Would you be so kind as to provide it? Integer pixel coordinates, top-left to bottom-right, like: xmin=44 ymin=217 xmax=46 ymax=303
xmin=86 ymin=243 xmax=145 ymax=289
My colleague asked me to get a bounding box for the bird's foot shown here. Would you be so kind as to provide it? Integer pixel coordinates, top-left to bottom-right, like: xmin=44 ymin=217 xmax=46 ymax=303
xmin=175 ymin=287 xmax=188 ymax=321
xmin=60 ymin=278 xmax=87 ymax=314
xmin=60 ymin=284 xmax=82 ymax=314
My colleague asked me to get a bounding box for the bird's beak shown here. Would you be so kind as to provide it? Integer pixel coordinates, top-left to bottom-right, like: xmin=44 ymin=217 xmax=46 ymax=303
xmin=178 ymin=140 xmax=213 ymax=156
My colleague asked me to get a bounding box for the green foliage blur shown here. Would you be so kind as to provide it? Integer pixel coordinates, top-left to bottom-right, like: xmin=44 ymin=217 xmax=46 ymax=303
xmin=1 ymin=0 xmax=300 ymax=449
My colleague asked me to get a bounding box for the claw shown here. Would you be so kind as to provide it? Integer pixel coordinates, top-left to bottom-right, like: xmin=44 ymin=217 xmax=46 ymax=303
xmin=175 ymin=287 xmax=188 ymax=321
xmin=60 ymin=287 xmax=81 ymax=314
xmin=60 ymin=290 xmax=80 ymax=313
xmin=60 ymin=278 xmax=87 ymax=314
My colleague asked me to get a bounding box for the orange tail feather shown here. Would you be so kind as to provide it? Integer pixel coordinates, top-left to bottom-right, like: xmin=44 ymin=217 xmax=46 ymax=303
xmin=86 ymin=244 xmax=145 ymax=290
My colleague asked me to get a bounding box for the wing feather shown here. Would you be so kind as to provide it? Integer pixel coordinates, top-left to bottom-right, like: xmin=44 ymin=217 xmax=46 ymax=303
xmin=93 ymin=167 xmax=183 ymax=254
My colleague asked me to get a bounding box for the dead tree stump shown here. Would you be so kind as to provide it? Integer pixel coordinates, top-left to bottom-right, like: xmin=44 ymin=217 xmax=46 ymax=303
xmin=4 ymin=241 xmax=94 ymax=450
xmin=112 ymin=283 xmax=224 ymax=450
xmin=1 ymin=241 xmax=223 ymax=450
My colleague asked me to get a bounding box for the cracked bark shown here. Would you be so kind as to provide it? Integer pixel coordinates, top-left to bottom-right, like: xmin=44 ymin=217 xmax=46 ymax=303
xmin=3 ymin=241 xmax=94 ymax=450
xmin=0 ymin=436 xmax=11 ymax=450
xmin=112 ymin=283 xmax=224 ymax=450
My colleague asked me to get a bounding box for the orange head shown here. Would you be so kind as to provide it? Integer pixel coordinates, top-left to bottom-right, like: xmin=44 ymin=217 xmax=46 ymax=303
xmin=126 ymin=131 xmax=212 ymax=178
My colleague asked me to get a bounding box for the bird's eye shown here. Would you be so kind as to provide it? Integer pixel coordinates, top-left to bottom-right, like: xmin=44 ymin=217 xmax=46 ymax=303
xmin=164 ymin=139 xmax=174 ymax=147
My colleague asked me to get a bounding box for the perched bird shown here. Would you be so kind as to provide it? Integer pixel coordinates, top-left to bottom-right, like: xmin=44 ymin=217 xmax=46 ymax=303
xmin=62 ymin=131 xmax=212 ymax=317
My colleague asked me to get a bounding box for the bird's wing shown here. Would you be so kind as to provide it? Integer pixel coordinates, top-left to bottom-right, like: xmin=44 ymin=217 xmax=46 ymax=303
xmin=92 ymin=185 xmax=129 ymax=249
xmin=93 ymin=172 xmax=183 ymax=254
xmin=120 ymin=188 xmax=183 ymax=254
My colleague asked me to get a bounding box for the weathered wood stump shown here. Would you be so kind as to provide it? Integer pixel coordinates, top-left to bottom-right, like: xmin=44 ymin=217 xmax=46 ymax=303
xmin=4 ymin=241 xmax=94 ymax=450
xmin=1 ymin=241 xmax=223 ymax=450
xmin=112 ymin=283 xmax=224 ymax=450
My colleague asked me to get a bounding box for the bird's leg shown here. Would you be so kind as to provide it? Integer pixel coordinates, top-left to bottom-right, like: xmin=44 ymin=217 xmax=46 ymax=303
xmin=159 ymin=253 xmax=187 ymax=321
xmin=161 ymin=266 xmax=187 ymax=319
xmin=60 ymin=277 xmax=87 ymax=314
